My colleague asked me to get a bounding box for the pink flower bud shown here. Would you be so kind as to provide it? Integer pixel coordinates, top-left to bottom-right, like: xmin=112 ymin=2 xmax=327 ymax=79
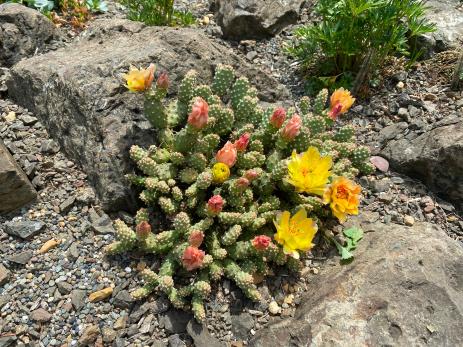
xmin=252 ymin=235 xmax=272 ymax=250
xmin=328 ymin=103 xmax=342 ymax=120
xmin=236 ymin=177 xmax=250 ymax=189
xmin=215 ymin=141 xmax=237 ymax=167
xmin=270 ymin=107 xmax=286 ymax=128
xmin=189 ymin=230 xmax=204 ymax=248
xmin=136 ymin=221 xmax=151 ymax=239
xmin=188 ymin=97 xmax=209 ymax=130
xmin=281 ymin=114 xmax=301 ymax=141
xmin=156 ymin=72 xmax=169 ymax=90
xmin=234 ymin=133 xmax=250 ymax=152
xmin=182 ymin=246 xmax=205 ymax=271
xmin=244 ymin=169 xmax=259 ymax=181
xmin=207 ymin=195 xmax=224 ymax=215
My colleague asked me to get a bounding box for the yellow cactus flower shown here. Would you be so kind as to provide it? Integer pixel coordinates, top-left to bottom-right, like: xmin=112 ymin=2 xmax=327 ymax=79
xmin=328 ymin=88 xmax=355 ymax=120
xmin=212 ymin=162 xmax=230 ymax=183
xmin=287 ymin=146 xmax=332 ymax=196
xmin=123 ymin=64 xmax=155 ymax=92
xmin=273 ymin=209 xmax=318 ymax=259
xmin=323 ymin=176 xmax=361 ymax=223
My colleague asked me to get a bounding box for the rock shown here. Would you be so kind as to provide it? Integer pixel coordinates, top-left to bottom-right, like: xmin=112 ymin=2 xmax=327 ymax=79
xmin=113 ymin=315 xmax=128 ymax=330
xmin=0 ymin=3 xmax=60 ymax=67
xmin=0 ymin=335 xmax=17 ymax=347
xmin=381 ymin=120 xmax=463 ymax=211
xmin=0 ymin=264 xmax=10 ymax=286
xmin=78 ymin=325 xmax=100 ymax=347
xmin=89 ymin=208 xmax=115 ymax=234
xmin=268 ymin=301 xmax=281 ymax=315
xmin=88 ymin=287 xmax=113 ymax=303
xmin=0 ymin=294 xmax=11 ymax=309
xmin=418 ymin=0 xmax=463 ymax=56
xmin=231 ymin=312 xmax=254 ymax=340
xmin=38 ymin=238 xmax=59 ymax=254
xmin=159 ymin=309 xmax=193 ymax=334
xmin=113 ymin=289 xmax=134 ymax=308
xmin=7 ymin=18 xmax=288 ymax=212
xmin=186 ymin=319 xmax=222 ymax=347
xmin=71 ymin=289 xmax=87 ymax=311
xmin=0 ymin=139 xmax=37 ymax=213
xmin=7 ymin=250 xmax=33 ymax=265
xmin=404 ymin=215 xmax=415 ymax=226
xmin=4 ymin=219 xmax=44 ymax=239
xmin=370 ymin=156 xmax=389 ymax=172
xmin=250 ymin=219 xmax=463 ymax=346
xmin=59 ymin=196 xmax=75 ymax=213
xmin=215 ymin=0 xmax=306 ymax=40
xmin=101 ymin=327 xmax=117 ymax=343
xmin=130 ymin=298 xmax=170 ymax=323
xmin=168 ymin=334 xmax=186 ymax=347
xmin=57 ymin=281 xmax=73 ymax=295
xmin=20 ymin=114 xmax=38 ymax=125
xmin=30 ymin=308 xmax=52 ymax=322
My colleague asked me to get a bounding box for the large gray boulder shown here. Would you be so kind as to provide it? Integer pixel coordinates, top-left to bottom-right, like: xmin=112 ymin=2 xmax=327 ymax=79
xmin=7 ymin=18 xmax=289 ymax=212
xmin=380 ymin=119 xmax=463 ymax=212
xmin=0 ymin=139 xmax=37 ymax=214
xmin=0 ymin=3 xmax=60 ymax=67
xmin=250 ymin=219 xmax=463 ymax=346
xmin=215 ymin=0 xmax=306 ymax=40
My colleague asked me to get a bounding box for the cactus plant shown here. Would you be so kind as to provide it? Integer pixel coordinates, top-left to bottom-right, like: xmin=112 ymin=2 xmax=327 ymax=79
xmin=108 ymin=64 xmax=371 ymax=321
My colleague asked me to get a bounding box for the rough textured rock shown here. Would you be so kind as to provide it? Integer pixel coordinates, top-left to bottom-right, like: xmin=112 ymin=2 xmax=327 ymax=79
xmin=186 ymin=320 xmax=222 ymax=347
xmin=215 ymin=0 xmax=306 ymax=40
xmin=0 ymin=264 xmax=10 ymax=286
xmin=7 ymin=18 xmax=289 ymax=212
xmin=250 ymin=219 xmax=463 ymax=346
xmin=422 ymin=0 xmax=463 ymax=54
xmin=0 ymin=3 xmax=60 ymax=67
xmin=380 ymin=120 xmax=463 ymax=212
xmin=0 ymin=139 xmax=37 ymax=213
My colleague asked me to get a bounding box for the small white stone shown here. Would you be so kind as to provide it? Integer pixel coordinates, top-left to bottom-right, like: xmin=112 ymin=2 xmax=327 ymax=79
xmin=396 ymin=81 xmax=405 ymax=89
xmin=404 ymin=215 xmax=415 ymax=226
xmin=124 ymin=267 xmax=132 ymax=273
xmin=268 ymin=301 xmax=281 ymax=315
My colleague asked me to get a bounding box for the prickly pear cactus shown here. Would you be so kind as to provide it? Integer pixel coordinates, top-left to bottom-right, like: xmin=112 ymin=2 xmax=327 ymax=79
xmin=108 ymin=64 xmax=371 ymax=321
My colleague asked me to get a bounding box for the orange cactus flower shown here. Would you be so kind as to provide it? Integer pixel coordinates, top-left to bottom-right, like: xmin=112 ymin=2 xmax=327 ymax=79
xmin=323 ymin=176 xmax=361 ymax=223
xmin=182 ymin=246 xmax=205 ymax=271
xmin=216 ymin=141 xmax=237 ymax=167
xmin=207 ymin=195 xmax=224 ymax=215
xmin=328 ymin=88 xmax=355 ymax=120
xmin=234 ymin=132 xmax=250 ymax=152
xmin=270 ymin=107 xmax=286 ymax=128
xmin=281 ymin=114 xmax=302 ymax=141
xmin=123 ymin=64 xmax=155 ymax=92
xmin=252 ymin=235 xmax=272 ymax=250
xmin=188 ymin=97 xmax=209 ymax=130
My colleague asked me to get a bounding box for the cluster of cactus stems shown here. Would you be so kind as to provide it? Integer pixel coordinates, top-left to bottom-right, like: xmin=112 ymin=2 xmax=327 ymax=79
xmin=106 ymin=65 xmax=372 ymax=321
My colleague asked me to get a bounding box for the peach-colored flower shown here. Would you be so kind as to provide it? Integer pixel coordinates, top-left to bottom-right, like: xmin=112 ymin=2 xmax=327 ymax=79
xmin=188 ymin=97 xmax=209 ymax=130
xmin=328 ymin=88 xmax=355 ymax=120
xmin=189 ymin=230 xmax=204 ymax=248
xmin=252 ymin=235 xmax=272 ymax=250
xmin=323 ymin=176 xmax=361 ymax=223
xmin=136 ymin=221 xmax=151 ymax=239
xmin=270 ymin=107 xmax=286 ymax=128
xmin=216 ymin=141 xmax=237 ymax=167
xmin=281 ymin=114 xmax=302 ymax=141
xmin=123 ymin=64 xmax=155 ymax=92
xmin=236 ymin=177 xmax=250 ymax=189
xmin=207 ymin=195 xmax=224 ymax=214
xmin=156 ymin=72 xmax=169 ymax=90
xmin=182 ymin=246 xmax=205 ymax=271
xmin=234 ymin=133 xmax=250 ymax=152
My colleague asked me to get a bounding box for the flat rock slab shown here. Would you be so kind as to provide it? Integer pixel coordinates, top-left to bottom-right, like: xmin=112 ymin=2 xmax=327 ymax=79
xmin=380 ymin=119 xmax=463 ymax=212
xmin=7 ymin=18 xmax=289 ymax=212
xmin=426 ymin=0 xmax=463 ymax=48
xmin=0 ymin=139 xmax=37 ymax=214
xmin=4 ymin=219 xmax=45 ymax=239
xmin=0 ymin=264 xmax=10 ymax=286
xmin=250 ymin=219 xmax=463 ymax=346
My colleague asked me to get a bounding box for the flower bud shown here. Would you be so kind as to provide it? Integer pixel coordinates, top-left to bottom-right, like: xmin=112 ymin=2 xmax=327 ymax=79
xmin=234 ymin=132 xmax=250 ymax=152
xmin=216 ymin=141 xmax=237 ymax=167
xmin=252 ymin=235 xmax=272 ymax=250
xmin=189 ymin=230 xmax=204 ymax=247
xmin=281 ymin=114 xmax=301 ymax=141
xmin=187 ymin=97 xmax=209 ymax=130
xmin=136 ymin=221 xmax=151 ymax=239
xmin=207 ymin=195 xmax=224 ymax=215
xmin=236 ymin=177 xmax=250 ymax=189
xmin=244 ymin=169 xmax=259 ymax=181
xmin=270 ymin=107 xmax=286 ymax=128
xmin=182 ymin=246 xmax=205 ymax=271
xmin=156 ymin=72 xmax=169 ymax=90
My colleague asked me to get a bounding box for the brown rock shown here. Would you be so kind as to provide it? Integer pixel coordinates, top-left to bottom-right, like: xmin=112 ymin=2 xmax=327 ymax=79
xmin=78 ymin=325 xmax=100 ymax=347
xmin=31 ymin=308 xmax=52 ymax=322
xmin=0 ymin=264 xmax=10 ymax=286
xmin=88 ymin=287 xmax=113 ymax=303
xmin=0 ymin=139 xmax=36 ymax=213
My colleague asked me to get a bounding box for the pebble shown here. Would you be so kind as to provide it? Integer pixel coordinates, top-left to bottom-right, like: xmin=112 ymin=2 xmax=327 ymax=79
xmin=268 ymin=301 xmax=281 ymax=315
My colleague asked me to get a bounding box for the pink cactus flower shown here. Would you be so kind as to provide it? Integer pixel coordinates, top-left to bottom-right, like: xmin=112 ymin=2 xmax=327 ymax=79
xmin=244 ymin=169 xmax=259 ymax=181
xmin=207 ymin=195 xmax=224 ymax=215
xmin=252 ymin=235 xmax=272 ymax=250
xmin=136 ymin=221 xmax=151 ymax=239
xmin=182 ymin=246 xmax=205 ymax=271
xmin=189 ymin=230 xmax=204 ymax=248
xmin=156 ymin=72 xmax=169 ymax=90
xmin=234 ymin=133 xmax=250 ymax=152
xmin=236 ymin=177 xmax=250 ymax=189
xmin=216 ymin=141 xmax=237 ymax=167
xmin=281 ymin=114 xmax=302 ymax=140
xmin=188 ymin=97 xmax=209 ymax=130
xmin=270 ymin=107 xmax=286 ymax=128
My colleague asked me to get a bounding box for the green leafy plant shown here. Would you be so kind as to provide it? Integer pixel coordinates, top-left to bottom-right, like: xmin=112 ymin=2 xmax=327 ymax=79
xmin=287 ymin=0 xmax=436 ymax=91
xmin=119 ymin=0 xmax=195 ymax=26
xmin=105 ymin=64 xmax=372 ymax=321
xmin=326 ymin=227 xmax=364 ymax=261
